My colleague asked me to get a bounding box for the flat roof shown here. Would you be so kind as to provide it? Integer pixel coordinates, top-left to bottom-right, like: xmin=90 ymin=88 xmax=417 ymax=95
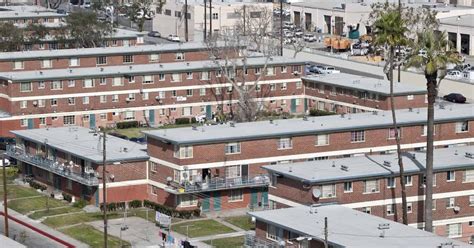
xmin=248 ymin=205 xmax=468 ymax=248
xmin=143 ymin=103 xmax=474 ymax=145
xmin=11 ymin=127 xmax=149 ymax=164
xmin=263 ymin=146 xmax=474 ymax=184
xmin=0 ymin=42 xmax=219 ymax=61
xmin=0 ymin=10 xmax=65 ymax=19
xmin=0 ymin=234 xmax=26 ymax=248
xmin=0 ymin=56 xmax=305 ymax=81
xmin=303 ymin=73 xmax=427 ymax=96
xmin=37 ymin=28 xmax=141 ymax=42
xmin=439 ymin=14 xmax=474 ymax=28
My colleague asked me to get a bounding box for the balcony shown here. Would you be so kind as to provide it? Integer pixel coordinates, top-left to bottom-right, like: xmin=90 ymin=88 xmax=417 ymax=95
xmin=165 ymin=175 xmax=270 ymax=194
xmin=6 ymin=146 xmax=99 ymax=186
xmin=244 ymin=233 xmax=279 ymax=248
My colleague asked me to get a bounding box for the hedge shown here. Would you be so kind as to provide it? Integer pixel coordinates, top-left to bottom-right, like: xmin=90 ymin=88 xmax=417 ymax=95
xmin=309 ymin=108 xmax=335 ymax=117
xmin=143 ymin=200 xmax=200 ymax=219
xmin=29 ymin=180 xmax=47 ymax=191
xmin=73 ymin=199 xmax=88 ymax=209
xmin=100 ymin=201 xmax=126 ymax=212
xmin=175 ymin=118 xmax=190 ymax=125
xmin=116 ymin=121 xmax=139 ymax=129
xmin=129 ymin=200 xmax=142 ymax=208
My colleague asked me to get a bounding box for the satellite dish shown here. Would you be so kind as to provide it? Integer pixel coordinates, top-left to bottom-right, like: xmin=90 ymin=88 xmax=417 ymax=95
xmin=312 ymin=188 xmax=321 ymax=198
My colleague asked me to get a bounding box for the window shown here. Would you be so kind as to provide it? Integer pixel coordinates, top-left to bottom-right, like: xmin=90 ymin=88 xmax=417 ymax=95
xmin=280 ymin=82 xmax=287 ymax=90
xmin=186 ymin=89 xmax=193 ymax=96
xmin=174 ymin=146 xmax=193 ymax=159
xmin=13 ymin=61 xmax=24 ymax=70
xmin=127 ymin=93 xmax=135 ymax=101
xmin=39 ymin=117 xmax=46 ymax=126
xmin=212 ymin=12 xmax=218 ymax=19
xmin=181 ymin=107 xmax=192 ymax=116
xmin=446 ymin=197 xmax=455 ymax=208
xmin=255 ymin=68 xmax=261 ymax=75
xmin=267 ymin=224 xmax=282 ymax=241
xmin=142 ymin=92 xmax=149 ymax=100
xmin=100 ymin=95 xmax=107 ymax=103
xmin=422 ymin=125 xmax=436 ymax=136
xmin=123 ymin=55 xmax=134 ymax=63
xmin=171 ymin=90 xmax=177 ymax=97
xmin=164 ymin=9 xmax=171 ymax=15
xmin=388 ymin=127 xmax=402 ymax=139
xmin=186 ymin=72 xmax=193 ymax=79
xmin=292 ymin=65 xmax=301 ymax=73
xmin=469 ymin=195 xmax=474 ymax=206
xmin=277 ymin=138 xmax=292 ymax=150
xmin=407 ymin=202 xmax=413 ymax=213
xmin=20 ymin=119 xmax=27 ymax=127
xmin=67 ymin=97 xmax=75 ymax=105
xmin=404 ymin=175 xmax=412 ymax=186
xmin=50 ymin=98 xmax=58 ymax=106
xmin=51 ymin=81 xmax=62 ymax=90
xmin=96 ymin=56 xmax=107 ymax=65
xmin=362 ymin=207 xmax=371 ymax=214
xmin=447 ymin=171 xmax=455 ymax=182
xmin=270 ymin=84 xmax=276 ymax=91
xmin=296 ymin=81 xmax=302 ymax=89
xmin=364 ymin=179 xmax=379 ymax=193
xmin=281 ymin=66 xmax=287 ymax=73
xmin=112 ymin=77 xmax=123 ymax=86
xmin=83 ymin=79 xmax=94 ymax=88
xmin=201 ymin=71 xmax=210 ymax=80
xmin=159 ymin=74 xmax=165 ymax=81
xmin=464 ymin=169 xmax=474 ymax=183
xmin=150 ymin=161 xmax=158 ymax=172
xmin=149 ymin=54 xmax=159 ymax=62
xmin=158 ymin=91 xmax=165 ymax=99
xmin=66 ymin=80 xmax=75 ymax=87
xmin=266 ymin=67 xmax=274 ymax=75
xmin=38 ymin=81 xmax=45 ymax=89
xmin=171 ymin=73 xmax=181 ymax=82
xmin=200 ymin=88 xmax=206 ymax=96
xmin=407 ymin=95 xmax=414 ymax=100
xmin=351 ymin=130 xmax=365 ymax=142
xmin=447 ymin=223 xmax=461 ymax=238
xmin=225 ymin=142 xmax=241 ymax=154
xmin=99 ymin=78 xmax=107 ymax=85
xmin=343 ymin=182 xmax=352 ymax=193
xmin=387 ymin=177 xmax=396 ymax=188
xmin=124 ymin=111 xmax=135 ymax=120
xmin=82 ymin=114 xmax=89 ymax=123
xmin=20 ymin=101 xmax=27 ymax=109
xmin=321 ymin=184 xmax=336 ymax=198
xmin=177 ymin=195 xmax=198 ymax=207
xmin=38 ymin=99 xmax=45 ymax=107
xmin=69 ymin=57 xmax=79 ymax=67
xmin=315 ymin=134 xmax=329 ymax=146
xmin=175 ymin=11 xmax=181 ymax=17
xmin=455 ymin=121 xmax=469 ymax=133
xmin=83 ymin=96 xmax=89 ymax=104
xmin=143 ymin=75 xmax=153 ymax=84
xmin=100 ymin=113 xmax=106 ymax=120
xmin=386 ymin=204 xmax=395 ymax=215
xmin=151 ymin=186 xmax=159 ymax=195
xmin=229 ymin=189 xmax=243 ymax=201
xmin=20 ymin=82 xmax=32 ymax=92
xmin=41 ymin=59 xmax=52 ymax=68
xmin=175 ymin=52 xmax=184 ymax=60
xmin=63 ymin=115 xmax=75 ymax=125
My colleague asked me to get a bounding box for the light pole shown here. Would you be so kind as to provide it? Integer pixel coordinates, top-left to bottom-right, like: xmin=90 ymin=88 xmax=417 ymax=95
xmin=2 ymin=151 xmax=9 ymax=237
xmin=101 ymin=130 xmax=108 ymax=248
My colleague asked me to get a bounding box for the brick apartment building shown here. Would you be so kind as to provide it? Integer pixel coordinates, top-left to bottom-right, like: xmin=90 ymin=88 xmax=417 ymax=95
xmin=303 ymin=73 xmax=427 ymax=112
xmin=142 ymin=104 xmax=473 ymax=213
xmin=0 ymin=56 xmax=307 ymax=137
xmin=262 ymin=146 xmax=474 ymax=243
xmin=7 ymin=127 xmax=149 ymax=205
xmin=247 ymin=205 xmax=468 ymax=248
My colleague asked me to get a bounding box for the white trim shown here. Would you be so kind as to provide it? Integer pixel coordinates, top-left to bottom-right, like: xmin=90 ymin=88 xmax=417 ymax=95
xmin=408 ymin=216 xmax=474 ymax=228
xmin=268 ymin=194 xmax=302 ymax=207
xmin=147 ymin=180 xmax=169 ymax=189
xmin=98 ymin=179 xmax=148 ymax=188
xmin=153 ymin=138 xmax=474 ymax=170
xmin=8 ymin=78 xmax=302 ymax=101
xmin=149 ymin=156 xmax=182 ymax=170
xmin=305 ymin=95 xmax=378 ymax=111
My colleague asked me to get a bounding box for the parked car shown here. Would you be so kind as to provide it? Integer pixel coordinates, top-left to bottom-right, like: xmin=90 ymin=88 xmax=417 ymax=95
xmin=303 ymin=33 xmax=316 ymax=42
xmin=148 ymin=31 xmax=161 ymax=37
xmin=294 ymin=28 xmax=304 ymax=37
xmin=446 ymin=70 xmax=462 ymax=80
xmin=284 ymin=31 xmax=294 ymax=38
xmin=283 ymin=22 xmax=296 ymax=30
xmin=320 ymin=66 xmax=340 ymax=74
xmin=308 ymin=65 xmax=324 ymax=74
xmin=443 ymin=93 xmax=466 ymax=103
xmin=167 ymin=34 xmax=180 ymax=42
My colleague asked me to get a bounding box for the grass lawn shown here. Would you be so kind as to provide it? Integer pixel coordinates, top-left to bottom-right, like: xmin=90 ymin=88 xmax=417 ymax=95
xmin=204 ymin=236 xmax=244 ymax=247
xmin=0 ymin=167 xmax=19 ymax=184
xmin=171 ymin=219 xmax=234 ymax=238
xmin=62 ymin=224 xmax=130 ymax=248
xmin=0 ymin=185 xmax=41 ymax=199
xmin=129 ymin=209 xmax=184 ymax=224
xmin=29 ymin=206 xmax=82 ymax=220
xmin=9 ymin=196 xmax=67 ymax=214
xmin=223 ymin=216 xmax=255 ymax=231
xmin=43 ymin=212 xmax=123 ymax=228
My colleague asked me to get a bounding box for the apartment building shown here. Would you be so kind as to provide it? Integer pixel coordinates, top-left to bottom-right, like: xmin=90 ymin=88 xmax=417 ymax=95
xmin=263 ymin=146 xmax=474 ymax=242
xmin=0 ymin=57 xmax=307 ymax=137
xmin=142 ymin=104 xmax=473 ymax=213
xmin=0 ymin=5 xmax=65 ymax=25
xmin=7 ymin=127 xmax=149 ymax=205
xmin=247 ymin=205 xmax=468 ymax=248
xmin=303 ymin=73 xmax=427 ymax=112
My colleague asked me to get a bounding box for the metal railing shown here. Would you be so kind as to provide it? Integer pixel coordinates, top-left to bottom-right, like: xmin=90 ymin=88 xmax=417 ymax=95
xmin=244 ymin=233 xmax=279 ymax=248
xmin=6 ymin=146 xmax=99 ymax=186
xmin=171 ymin=175 xmax=270 ymax=193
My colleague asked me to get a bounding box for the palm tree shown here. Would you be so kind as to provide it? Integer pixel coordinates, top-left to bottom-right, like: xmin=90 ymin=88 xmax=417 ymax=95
xmin=373 ymin=10 xmax=409 ymax=224
xmin=405 ymin=30 xmax=461 ymax=232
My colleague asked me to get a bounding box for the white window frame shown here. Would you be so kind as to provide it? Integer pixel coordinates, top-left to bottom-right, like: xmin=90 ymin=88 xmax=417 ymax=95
xmin=174 ymin=145 xmax=193 ymax=159
xmin=447 ymin=171 xmax=455 ymax=182
xmin=386 ymin=204 xmax=395 ymax=215
xmin=387 ymin=177 xmax=396 ymax=188
xmin=343 ymin=181 xmax=352 ymax=193
xmin=455 ymin=121 xmax=469 ymax=133
xmin=363 ymin=179 xmax=380 ymax=193
xmin=20 ymin=82 xmax=32 ymax=92
xmin=404 ymin=175 xmax=413 ymax=186
xmin=225 ymin=142 xmax=241 ymax=155
xmin=447 ymin=223 xmax=462 ymax=238
xmin=229 ymin=189 xmax=243 ymax=202
xmin=277 ymin=138 xmax=292 ymax=150
xmin=315 ymin=134 xmax=329 ymax=146
xmin=351 ymin=130 xmax=365 ymax=143
xmin=69 ymin=57 xmax=80 ymax=67
xmin=321 ymin=184 xmax=336 ymax=198
xmin=464 ymin=169 xmax=474 ymax=183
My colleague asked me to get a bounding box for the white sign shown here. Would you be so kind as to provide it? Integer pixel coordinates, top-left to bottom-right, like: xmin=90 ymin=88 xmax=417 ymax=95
xmin=176 ymin=96 xmax=187 ymax=102
xmin=155 ymin=211 xmax=171 ymax=227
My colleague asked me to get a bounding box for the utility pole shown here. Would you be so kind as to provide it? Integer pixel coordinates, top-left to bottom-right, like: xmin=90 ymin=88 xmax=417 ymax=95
xmin=2 ymin=152 xmax=9 ymax=237
xmin=184 ymin=0 xmax=188 ymax=42
xmin=397 ymin=0 xmax=401 ymax=83
xmin=324 ymin=217 xmax=328 ymax=248
xmin=209 ymin=0 xmax=212 ymax=38
xmin=243 ymin=5 xmax=246 ymax=36
xmin=280 ymin=0 xmax=283 ymax=56
xmin=204 ymin=0 xmax=207 ymax=40
xmin=102 ymin=130 xmax=108 ymax=248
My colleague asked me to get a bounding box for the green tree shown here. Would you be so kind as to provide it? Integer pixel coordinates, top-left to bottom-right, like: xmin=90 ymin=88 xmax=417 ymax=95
xmin=25 ymin=23 xmax=50 ymax=45
xmin=0 ymin=23 xmax=24 ymax=52
xmin=373 ymin=10 xmax=409 ymax=225
xmin=127 ymin=0 xmax=165 ymax=32
xmin=405 ymin=30 xmax=461 ymax=232
xmin=64 ymin=11 xmax=113 ymax=48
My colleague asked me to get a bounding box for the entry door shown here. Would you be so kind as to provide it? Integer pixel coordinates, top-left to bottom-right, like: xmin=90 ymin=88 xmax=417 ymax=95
xmin=89 ymin=114 xmax=96 ymax=129
xmin=148 ymin=110 xmax=155 ymax=126
xmin=27 ymin=119 xmax=34 ymax=129
xmin=212 ymin=191 xmax=221 ymax=211
xmin=294 ymin=11 xmax=301 ymax=27
xmin=305 ymin=13 xmax=312 ymax=30
xmin=53 ymin=175 xmax=61 ymax=189
xmin=206 ymin=105 xmax=212 ymax=120
xmin=201 ymin=193 xmax=210 ymax=212
xmin=250 ymin=189 xmax=258 ymax=209
xmin=261 ymin=191 xmax=268 ymax=208
xmin=290 ymin=99 xmax=297 ymax=113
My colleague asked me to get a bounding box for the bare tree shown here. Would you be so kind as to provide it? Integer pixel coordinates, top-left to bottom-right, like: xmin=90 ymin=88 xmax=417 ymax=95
xmin=290 ymin=38 xmax=306 ymax=58
xmin=234 ymin=5 xmax=274 ymax=53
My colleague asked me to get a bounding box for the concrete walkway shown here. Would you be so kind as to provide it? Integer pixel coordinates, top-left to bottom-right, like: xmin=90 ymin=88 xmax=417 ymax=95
xmin=189 ymin=230 xmax=251 ymax=242
xmin=214 ymin=218 xmax=245 ymax=232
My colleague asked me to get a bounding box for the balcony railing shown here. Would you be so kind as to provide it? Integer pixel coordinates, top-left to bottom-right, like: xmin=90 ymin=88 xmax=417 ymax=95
xmin=167 ymin=175 xmax=270 ymax=194
xmin=6 ymin=146 xmax=99 ymax=186
xmin=244 ymin=233 xmax=279 ymax=248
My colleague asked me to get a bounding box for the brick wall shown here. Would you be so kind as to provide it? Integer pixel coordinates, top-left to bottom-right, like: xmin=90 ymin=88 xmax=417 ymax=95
xmin=95 ymin=161 xmax=147 ymax=183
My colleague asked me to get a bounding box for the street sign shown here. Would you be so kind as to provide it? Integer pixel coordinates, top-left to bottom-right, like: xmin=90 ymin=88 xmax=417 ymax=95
xmin=156 ymin=211 xmax=172 ymax=227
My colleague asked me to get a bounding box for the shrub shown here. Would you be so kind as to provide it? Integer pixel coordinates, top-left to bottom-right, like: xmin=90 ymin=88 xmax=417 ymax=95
xmin=175 ymin=118 xmax=190 ymax=125
xmin=142 ymin=200 xmax=200 ymax=219
xmin=72 ymin=199 xmax=88 ymax=209
xmin=116 ymin=121 xmax=139 ymax=129
xmin=29 ymin=180 xmax=47 ymax=191
xmin=62 ymin=193 xmax=73 ymax=203
xmin=309 ymin=108 xmax=335 ymax=117
xmin=129 ymin=200 xmax=142 ymax=208
xmin=190 ymin=117 xmax=197 ymax=124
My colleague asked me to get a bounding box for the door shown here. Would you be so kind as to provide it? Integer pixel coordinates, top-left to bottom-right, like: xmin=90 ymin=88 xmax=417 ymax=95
xmin=241 ymin=164 xmax=249 ymax=179
xmin=304 ymin=99 xmax=308 ymax=113
xmin=261 ymin=191 xmax=268 ymax=208
xmin=27 ymin=119 xmax=34 ymax=129
xmin=206 ymin=105 xmax=212 ymax=120
xmin=294 ymin=11 xmax=301 ymax=27
xmin=250 ymin=189 xmax=258 ymax=209
xmin=201 ymin=193 xmax=210 ymax=212
xmin=212 ymin=191 xmax=221 ymax=211
xmin=53 ymin=175 xmax=61 ymax=189
xmin=89 ymin=114 xmax=96 ymax=129
xmin=290 ymin=99 xmax=297 ymax=113
xmin=305 ymin=13 xmax=312 ymax=30
xmin=148 ymin=109 xmax=155 ymax=126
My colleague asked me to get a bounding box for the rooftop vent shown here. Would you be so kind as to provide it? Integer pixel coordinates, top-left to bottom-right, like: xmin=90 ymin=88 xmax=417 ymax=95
xmin=408 ymin=107 xmax=413 ymax=112
xmin=123 ymin=147 xmax=128 ymax=152
xmin=373 ymin=111 xmax=378 ymax=115
xmin=332 ymin=161 xmax=335 ymax=167
xmin=340 ymin=165 xmax=349 ymax=171
xmin=269 ymin=119 xmax=274 ymax=124
xmin=69 ymin=69 xmax=72 ymax=73
xmin=39 ymin=71 xmax=43 ymax=75
xmin=229 ymin=121 xmax=235 ymax=127
xmin=289 ymin=166 xmax=292 ymax=172
xmin=100 ymin=67 xmax=104 ymax=72
xmin=159 ymin=64 xmax=163 ymax=68
xmin=192 ymin=125 xmax=198 ymax=131
xmin=186 ymin=62 xmax=190 ymax=66
xmin=303 ymin=116 xmax=308 ymax=121
xmin=129 ymin=65 xmax=133 ymax=70
xmin=466 ymin=152 xmax=474 ymax=159
xmin=383 ymin=161 xmax=391 ymax=167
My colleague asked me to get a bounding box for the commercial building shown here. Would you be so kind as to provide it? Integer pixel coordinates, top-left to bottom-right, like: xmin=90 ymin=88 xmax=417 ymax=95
xmin=247 ymin=204 xmax=469 ymax=247
xmin=263 ymin=145 xmax=474 ymax=242
xmin=142 ymin=104 xmax=473 ymax=213
xmin=439 ymin=14 xmax=474 ymax=56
